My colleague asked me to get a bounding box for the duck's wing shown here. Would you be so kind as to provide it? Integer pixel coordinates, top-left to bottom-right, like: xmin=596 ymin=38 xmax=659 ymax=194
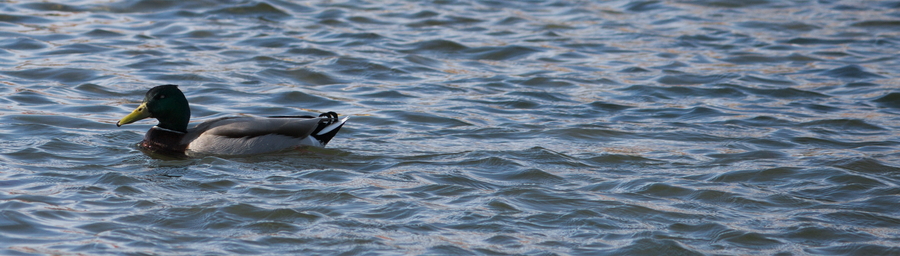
xmin=199 ymin=116 xmax=322 ymax=138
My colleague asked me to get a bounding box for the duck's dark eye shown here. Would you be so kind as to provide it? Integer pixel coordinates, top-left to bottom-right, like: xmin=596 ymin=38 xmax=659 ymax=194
xmin=157 ymin=95 xmax=166 ymax=99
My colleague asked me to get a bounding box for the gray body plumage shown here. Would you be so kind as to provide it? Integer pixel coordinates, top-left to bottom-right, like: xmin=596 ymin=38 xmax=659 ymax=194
xmin=183 ymin=116 xmax=348 ymax=156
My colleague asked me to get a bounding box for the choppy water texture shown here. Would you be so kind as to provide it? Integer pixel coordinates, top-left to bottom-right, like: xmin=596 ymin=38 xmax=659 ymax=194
xmin=1 ymin=0 xmax=899 ymax=255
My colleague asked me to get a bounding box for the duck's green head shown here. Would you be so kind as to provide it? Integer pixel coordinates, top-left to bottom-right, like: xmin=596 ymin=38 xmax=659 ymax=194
xmin=116 ymin=84 xmax=191 ymax=132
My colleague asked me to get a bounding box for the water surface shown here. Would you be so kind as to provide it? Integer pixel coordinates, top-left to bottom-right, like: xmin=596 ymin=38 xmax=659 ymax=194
xmin=1 ymin=0 xmax=899 ymax=255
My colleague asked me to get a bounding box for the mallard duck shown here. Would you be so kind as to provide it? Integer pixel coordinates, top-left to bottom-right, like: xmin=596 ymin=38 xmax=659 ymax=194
xmin=116 ymin=85 xmax=348 ymax=157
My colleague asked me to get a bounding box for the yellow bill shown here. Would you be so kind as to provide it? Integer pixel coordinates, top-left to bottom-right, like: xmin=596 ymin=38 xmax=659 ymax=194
xmin=117 ymin=102 xmax=152 ymax=127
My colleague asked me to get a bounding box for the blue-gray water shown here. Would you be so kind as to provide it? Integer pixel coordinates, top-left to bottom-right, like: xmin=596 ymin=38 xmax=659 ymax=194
xmin=1 ymin=0 xmax=899 ymax=255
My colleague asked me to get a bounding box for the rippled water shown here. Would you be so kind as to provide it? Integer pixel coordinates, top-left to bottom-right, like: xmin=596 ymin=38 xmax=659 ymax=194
xmin=1 ymin=0 xmax=899 ymax=255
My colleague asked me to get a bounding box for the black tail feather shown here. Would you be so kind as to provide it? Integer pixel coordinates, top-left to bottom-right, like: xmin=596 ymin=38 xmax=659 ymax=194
xmin=268 ymin=112 xmax=345 ymax=146
xmin=311 ymin=112 xmax=345 ymax=146
xmin=311 ymin=122 xmax=345 ymax=146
